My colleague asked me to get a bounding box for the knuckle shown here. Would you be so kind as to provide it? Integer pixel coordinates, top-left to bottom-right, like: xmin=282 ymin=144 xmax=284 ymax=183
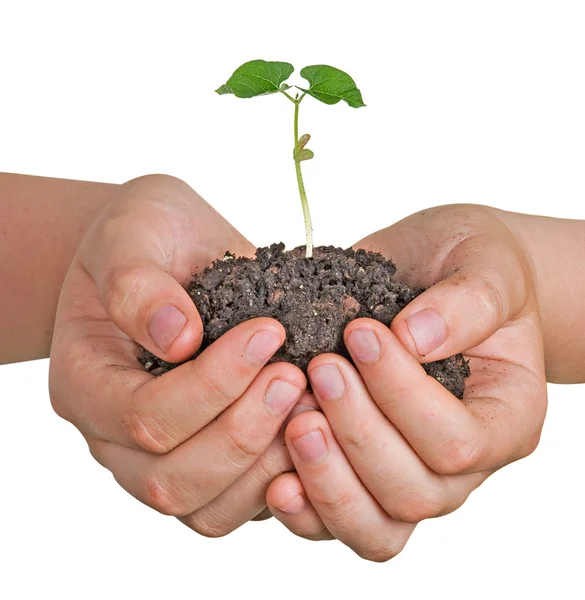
xmin=122 ymin=405 xmax=173 ymax=454
xmin=221 ymin=422 xmax=265 ymax=467
xmin=313 ymin=489 xmax=356 ymax=523
xmin=96 ymin=210 xmax=130 ymax=245
xmin=130 ymin=173 xmax=186 ymax=193
xmin=475 ymin=275 xmax=506 ymax=321
xmin=391 ymin=490 xmax=443 ymax=523
xmin=199 ymin=373 xmax=237 ymax=410
xmin=189 ymin=518 xmax=230 ymax=539
xmin=304 ymin=528 xmax=335 ymax=542
xmin=251 ymin=447 xmax=291 ymax=484
xmin=358 ymin=538 xmax=404 ymax=563
xmin=187 ymin=509 xmax=234 ymax=539
xmin=250 ymin=456 xmax=277 ymax=484
xmin=431 ymin=436 xmax=482 ymax=475
xmin=334 ymin=417 xmax=375 ymax=453
xmin=120 ymin=175 xmax=190 ymax=213
xmin=102 ymin=266 xmax=144 ymax=324
xmin=142 ymin=470 xmax=188 ymax=517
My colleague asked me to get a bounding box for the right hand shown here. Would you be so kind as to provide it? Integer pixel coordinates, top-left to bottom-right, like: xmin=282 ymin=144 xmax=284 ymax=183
xmin=49 ymin=174 xmax=307 ymax=536
xmin=265 ymin=204 xmax=548 ymax=560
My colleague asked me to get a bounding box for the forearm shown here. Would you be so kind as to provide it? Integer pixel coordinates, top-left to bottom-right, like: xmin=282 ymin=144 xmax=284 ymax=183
xmin=0 ymin=173 xmax=117 ymax=364
xmin=494 ymin=208 xmax=585 ymax=383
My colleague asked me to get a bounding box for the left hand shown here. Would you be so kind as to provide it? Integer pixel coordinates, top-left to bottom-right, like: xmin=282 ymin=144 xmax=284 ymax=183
xmin=264 ymin=204 xmax=547 ymax=561
xmin=49 ymin=174 xmax=307 ymax=537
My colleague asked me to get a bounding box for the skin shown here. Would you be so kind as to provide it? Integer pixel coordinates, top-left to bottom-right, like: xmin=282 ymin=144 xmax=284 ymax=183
xmin=0 ymin=173 xmax=116 ymax=363
xmin=496 ymin=210 xmax=585 ymax=383
xmin=48 ymin=174 xmax=314 ymax=535
xmin=265 ymin=205 xmax=584 ymax=560
xmin=2 ymin=173 xmax=584 ymax=558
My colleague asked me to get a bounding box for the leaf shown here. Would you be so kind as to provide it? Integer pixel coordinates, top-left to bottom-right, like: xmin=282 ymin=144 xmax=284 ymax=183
xmin=215 ymin=60 xmax=294 ymax=98
xmin=298 ymin=133 xmax=311 ymax=149
xmin=294 ymin=149 xmax=314 ymax=162
xmin=297 ymin=65 xmax=365 ymax=108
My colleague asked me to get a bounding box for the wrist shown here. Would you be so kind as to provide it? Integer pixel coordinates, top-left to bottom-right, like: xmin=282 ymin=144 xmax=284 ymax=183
xmin=0 ymin=174 xmax=119 ymax=363
xmin=484 ymin=207 xmax=542 ymax=301
xmin=485 ymin=206 xmax=585 ymax=383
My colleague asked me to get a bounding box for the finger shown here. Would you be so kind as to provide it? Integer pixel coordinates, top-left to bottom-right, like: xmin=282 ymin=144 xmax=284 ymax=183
xmin=252 ymin=508 xmax=273 ymax=521
xmin=66 ymin=317 xmax=286 ymax=453
xmin=89 ymin=362 xmax=306 ymax=516
xmin=285 ymin=411 xmax=415 ymax=562
xmin=181 ymin=434 xmax=292 ymax=536
xmin=127 ymin=317 xmax=289 ymax=453
xmin=284 ymin=390 xmax=320 ymax=427
xmin=308 ymin=353 xmax=487 ymax=522
xmin=78 ymin=240 xmax=204 ymax=365
xmin=356 ymin=212 xmax=529 ymax=362
xmin=392 ymin=245 xmax=528 ymax=362
xmin=77 ymin=175 xmax=255 ymax=364
xmin=266 ymin=473 xmax=333 ymax=541
xmin=344 ymin=318 xmax=540 ymax=475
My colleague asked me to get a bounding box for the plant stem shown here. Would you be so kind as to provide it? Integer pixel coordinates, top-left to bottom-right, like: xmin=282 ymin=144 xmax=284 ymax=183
xmin=293 ymin=95 xmax=313 ymax=258
xmin=280 ymin=90 xmax=296 ymax=103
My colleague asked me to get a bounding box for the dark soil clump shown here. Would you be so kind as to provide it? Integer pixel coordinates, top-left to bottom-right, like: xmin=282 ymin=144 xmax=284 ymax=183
xmin=139 ymin=243 xmax=470 ymax=398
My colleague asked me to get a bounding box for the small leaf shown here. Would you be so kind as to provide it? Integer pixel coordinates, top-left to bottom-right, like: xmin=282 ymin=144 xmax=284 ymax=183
xmin=215 ymin=60 xmax=294 ymax=98
xmin=298 ymin=133 xmax=311 ymax=149
xmin=215 ymin=84 xmax=233 ymax=95
xmin=294 ymin=149 xmax=314 ymax=162
xmin=298 ymin=65 xmax=365 ymax=108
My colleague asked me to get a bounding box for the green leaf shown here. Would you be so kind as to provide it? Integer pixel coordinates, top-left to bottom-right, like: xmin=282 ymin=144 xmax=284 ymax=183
xmin=294 ymin=148 xmax=314 ymax=162
xmin=298 ymin=65 xmax=365 ymax=108
xmin=215 ymin=60 xmax=294 ymax=98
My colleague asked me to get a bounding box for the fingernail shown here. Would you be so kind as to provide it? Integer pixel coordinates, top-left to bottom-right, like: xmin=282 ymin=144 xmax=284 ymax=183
xmin=245 ymin=330 xmax=283 ymax=364
xmin=265 ymin=380 xmax=303 ymax=416
xmin=292 ymin=430 xmax=328 ymax=465
xmin=309 ymin=364 xmax=345 ymax=401
xmin=277 ymin=494 xmax=306 ymax=515
xmin=405 ymin=309 xmax=447 ymax=356
xmin=346 ymin=328 xmax=381 ymax=364
xmin=148 ymin=305 xmax=187 ymax=352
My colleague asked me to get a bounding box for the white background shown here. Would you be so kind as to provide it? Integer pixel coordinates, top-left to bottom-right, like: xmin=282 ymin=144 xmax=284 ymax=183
xmin=1 ymin=1 xmax=585 ymax=598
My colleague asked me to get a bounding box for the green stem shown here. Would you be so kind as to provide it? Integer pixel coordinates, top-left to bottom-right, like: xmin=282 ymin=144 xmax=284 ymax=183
xmin=293 ymin=96 xmax=313 ymax=258
xmin=280 ymin=90 xmax=296 ymax=103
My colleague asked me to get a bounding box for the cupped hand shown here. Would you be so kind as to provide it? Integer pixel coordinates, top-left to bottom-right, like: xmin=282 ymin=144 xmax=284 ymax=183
xmin=49 ymin=174 xmax=306 ymax=536
xmin=265 ymin=204 xmax=547 ymax=561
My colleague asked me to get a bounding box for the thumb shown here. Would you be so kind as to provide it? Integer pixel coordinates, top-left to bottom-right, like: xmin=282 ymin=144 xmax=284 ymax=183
xmin=98 ymin=261 xmax=203 ymax=363
xmin=78 ymin=224 xmax=203 ymax=365
xmin=390 ymin=236 xmax=529 ymax=361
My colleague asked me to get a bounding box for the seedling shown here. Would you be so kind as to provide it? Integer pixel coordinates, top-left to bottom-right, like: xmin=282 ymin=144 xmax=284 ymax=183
xmin=141 ymin=61 xmax=469 ymax=399
xmin=141 ymin=63 xmax=468 ymax=397
xmin=216 ymin=59 xmax=365 ymax=258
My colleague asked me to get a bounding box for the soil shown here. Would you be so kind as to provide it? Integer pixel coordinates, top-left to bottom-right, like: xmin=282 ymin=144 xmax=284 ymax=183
xmin=138 ymin=243 xmax=470 ymax=399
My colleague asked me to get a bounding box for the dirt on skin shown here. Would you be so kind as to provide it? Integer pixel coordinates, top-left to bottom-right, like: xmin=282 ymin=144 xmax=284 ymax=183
xmin=139 ymin=243 xmax=470 ymax=399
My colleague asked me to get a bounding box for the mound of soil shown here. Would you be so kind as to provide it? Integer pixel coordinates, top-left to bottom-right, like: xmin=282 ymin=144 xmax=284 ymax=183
xmin=139 ymin=243 xmax=470 ymax=398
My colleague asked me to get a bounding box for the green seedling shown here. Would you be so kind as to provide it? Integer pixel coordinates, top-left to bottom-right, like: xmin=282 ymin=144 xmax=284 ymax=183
xmin=216 ymin=59 xmax=365 ymax=258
